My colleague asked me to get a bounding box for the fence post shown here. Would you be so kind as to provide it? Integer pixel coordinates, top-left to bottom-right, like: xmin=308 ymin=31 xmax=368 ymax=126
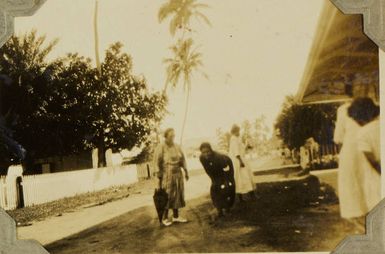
xmin=16 ymin=176 xmax=24 ymax=209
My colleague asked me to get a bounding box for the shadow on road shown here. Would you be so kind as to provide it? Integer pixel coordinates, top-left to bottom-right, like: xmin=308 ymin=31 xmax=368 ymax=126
xmin=45 ymin=183 xmax=360 ymax=254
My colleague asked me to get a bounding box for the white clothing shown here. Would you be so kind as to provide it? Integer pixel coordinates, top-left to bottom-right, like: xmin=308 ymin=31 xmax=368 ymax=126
xmin=334 ymin=103 xmax=368 ymax=218
xmin=229 ymin=135 xmax=254 ymax=194
xmin=357 ymin=119 xmax=381 ymax=211
xmin=299 ymin=146 xmax=310 ymax=169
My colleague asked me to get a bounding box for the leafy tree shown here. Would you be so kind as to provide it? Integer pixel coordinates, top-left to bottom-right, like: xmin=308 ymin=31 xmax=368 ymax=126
xmin=253 ymin=115 xmax=270 ymax=155
xmin=0 ymin=31 xmax=60 ymax=172
xmin=274 ymin=96 xmax=338 ymax=149
xmin=241 ymin=120 xmax=253 ymax=149
xmin=63 ymin=42 xmax=167 ymax=167
xmin=0 ymin=31 xmax=166 ymax=172
xmin=216 ymin=128 xmax=230 ymax=153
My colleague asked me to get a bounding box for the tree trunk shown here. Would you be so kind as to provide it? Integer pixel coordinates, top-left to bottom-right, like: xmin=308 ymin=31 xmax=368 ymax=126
xmin=179 ymin=85 xmax=190 ymax=145
xmin=97 ymin=140 xmax=106 ymax=168
xmin=162 ymin=81 xmax=169 ymax=95
xmin=94 ymin=0 xmax=101 ymax=74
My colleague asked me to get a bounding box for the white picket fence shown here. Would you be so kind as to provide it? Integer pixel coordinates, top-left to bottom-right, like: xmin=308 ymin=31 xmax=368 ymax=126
xmin=0 ymin=175 xmax=20 ymax=210
xmin=0 ymin=165 xmax=138 ymax=210
xmin=136 ymin=158 xmax=203 ymax=180
xmin=0 ymin=176 xmax=7 ymax=209
xmin=0 ymin=158 xmax=203 ymax=211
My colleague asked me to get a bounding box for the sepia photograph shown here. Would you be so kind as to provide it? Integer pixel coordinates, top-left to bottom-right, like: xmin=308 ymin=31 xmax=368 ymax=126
xmin=0 ymin=0 xmax=382 ymax=253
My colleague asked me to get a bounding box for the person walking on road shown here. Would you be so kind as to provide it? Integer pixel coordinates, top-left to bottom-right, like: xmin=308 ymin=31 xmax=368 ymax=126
xmin=156 ymin=128 xmax=189 ymax=226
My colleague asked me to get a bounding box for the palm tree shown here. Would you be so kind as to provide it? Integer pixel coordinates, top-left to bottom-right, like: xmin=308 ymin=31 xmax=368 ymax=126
xmin=158 ymin=0 xmax=211 ymax=37
xmin=159 ymin=0 xmax=210 ymax=94
xmin=94 ymin=0 xmax=101 ymax=74
xmin=158 ymin=0 xmax=210 ymax=144
xmin=164 ymin=38 xmax=206 ymax=144
xmin=93 ymin=0 xmax=106 ymax=167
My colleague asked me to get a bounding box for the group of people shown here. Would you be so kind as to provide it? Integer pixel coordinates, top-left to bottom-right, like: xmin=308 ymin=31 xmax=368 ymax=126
xmin=154 ymin=96 xmax=381 ymax=228
xmin=155 ymin=125 xmax=254 ymax=226
xmin=334 ymin=96 xmax=380 ymax=228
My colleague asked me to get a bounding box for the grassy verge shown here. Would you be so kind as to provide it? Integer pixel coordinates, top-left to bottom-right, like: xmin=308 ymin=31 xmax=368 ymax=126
xmin=7 ymin=178 xmax=158 ymax=225
xmin=7 ymin=169 xmax=205 ymax=225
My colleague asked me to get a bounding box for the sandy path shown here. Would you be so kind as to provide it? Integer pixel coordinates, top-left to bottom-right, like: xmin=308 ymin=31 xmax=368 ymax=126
xmin=17 ymin=172 xmax=211 ymax=246
xmin=45 ymin=192 xmax=360 ymax=253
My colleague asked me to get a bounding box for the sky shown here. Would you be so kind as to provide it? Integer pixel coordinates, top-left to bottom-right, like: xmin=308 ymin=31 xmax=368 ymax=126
xmin=14 ymin=0 xmax=324 ymax=142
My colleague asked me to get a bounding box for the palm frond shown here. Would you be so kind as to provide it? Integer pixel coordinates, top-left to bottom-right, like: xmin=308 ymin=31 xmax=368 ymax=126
xmin=170 ymin=16 xmax=180 ymax=36
xmin=159 ymin=0 xmax=211 ymax=35
xmin=194 ymin=11 xmax=211 ymax=26
xmin=158 ymin=0 xmax=180 ymax=23
xmin=192 ymin=2 xmax=210 ymax=9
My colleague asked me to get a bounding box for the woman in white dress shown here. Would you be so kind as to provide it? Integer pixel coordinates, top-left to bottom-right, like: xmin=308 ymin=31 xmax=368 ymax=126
xmin=348 ymin=98 xmax=381 ymax=213
xmin=229 ymin=124 xmax=254 ymax=201
xmin=334 ymin=102 xmax=368 ymax=220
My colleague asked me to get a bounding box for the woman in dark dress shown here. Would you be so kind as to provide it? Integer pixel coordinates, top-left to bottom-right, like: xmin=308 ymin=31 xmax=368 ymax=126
xmin=199 ymin=142 xmax=236 ymax=217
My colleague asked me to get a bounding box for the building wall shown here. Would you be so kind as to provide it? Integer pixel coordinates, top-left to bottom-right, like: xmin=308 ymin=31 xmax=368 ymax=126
xmin=34 ymin=151 xmax=93 ymax=174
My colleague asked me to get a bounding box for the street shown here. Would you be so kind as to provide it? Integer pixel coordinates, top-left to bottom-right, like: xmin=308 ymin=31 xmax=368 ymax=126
xmin=15 ymin=166 xmax=361 ymax=253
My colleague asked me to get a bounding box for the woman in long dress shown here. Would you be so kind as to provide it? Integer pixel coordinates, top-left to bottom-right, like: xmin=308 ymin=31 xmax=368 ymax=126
xmin=334 ymin=102 xmax=368 ymax=220
xmin=228 ymin=124 xmax=254 ymax=201
xmin=347 ymin=97 xmax=381 ymax=213
xmin=156 ymin=128 xmax=189 ymax=226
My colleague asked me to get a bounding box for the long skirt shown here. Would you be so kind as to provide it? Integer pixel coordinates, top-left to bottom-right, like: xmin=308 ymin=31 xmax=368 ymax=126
xmin=211 ymin=178 xmax=235 ymax=210
xmin=232 ymin=157 xmax=254 ymax=194
xmin=162 ymin=167 xmax=185 ymax=209
xmin=338 ymin=142 xmax=368 ymax=219
xmin=362 ymin=161 xmax=381 ymax=212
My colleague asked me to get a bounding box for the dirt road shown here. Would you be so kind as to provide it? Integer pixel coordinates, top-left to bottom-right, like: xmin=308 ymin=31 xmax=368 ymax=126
xmin=45 ymin=191 xmax=360 ymax=253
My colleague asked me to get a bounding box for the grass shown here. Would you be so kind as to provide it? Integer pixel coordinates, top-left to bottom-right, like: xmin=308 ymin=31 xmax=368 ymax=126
xmin=7 ymin=177 xmax=158 ymax=225
xmin=7 ymin=169 xmax=205 ymax=225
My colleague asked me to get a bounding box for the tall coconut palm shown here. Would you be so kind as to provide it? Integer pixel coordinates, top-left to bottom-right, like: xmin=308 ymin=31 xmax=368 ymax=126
xmin=93 ymin=0 xmax=105 ymax=167
xmin=94 ymin=0 xmax=102 ymax=74
xmin=164 ymin=38 xmax=206 ymax=144
xmin=158 ymin=0 xmax=211 ymax=37
xmin=159 ymin=0 xmax=210 ymax=94
xmin=158 ymin=0 xmax=210 ymax=144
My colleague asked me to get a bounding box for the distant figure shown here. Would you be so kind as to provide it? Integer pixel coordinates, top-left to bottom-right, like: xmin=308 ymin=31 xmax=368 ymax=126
xmin=299 ymin=145 xmax=310 ymax=171
xmin=199 ymin=142 xmax=235 ymax=217
xmin=229 ymin=124 xmax=254 ymax=201
xmin=291 ymin=148 xmax=300 ymax=164
xmin=280 ymin=145 xmax=291 ymax=165
xmin=334 ymin=100 xmax=367 ymax=220
xmin=348 ymin=97 xmax=381 ymax=213
xmin=155 ymin=128 xmax=189 ymax=226
xmin=307 ymin=137 xmax=321 ymax=170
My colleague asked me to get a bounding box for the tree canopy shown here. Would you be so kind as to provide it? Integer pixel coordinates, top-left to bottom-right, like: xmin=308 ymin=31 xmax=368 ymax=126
xmin=0 ymin=31 xmax=166 ymax=172
xmin=216 ymin=115 xmax=270 ymax=156
xmin=274 ymin=96 xmax=338 ymax=149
